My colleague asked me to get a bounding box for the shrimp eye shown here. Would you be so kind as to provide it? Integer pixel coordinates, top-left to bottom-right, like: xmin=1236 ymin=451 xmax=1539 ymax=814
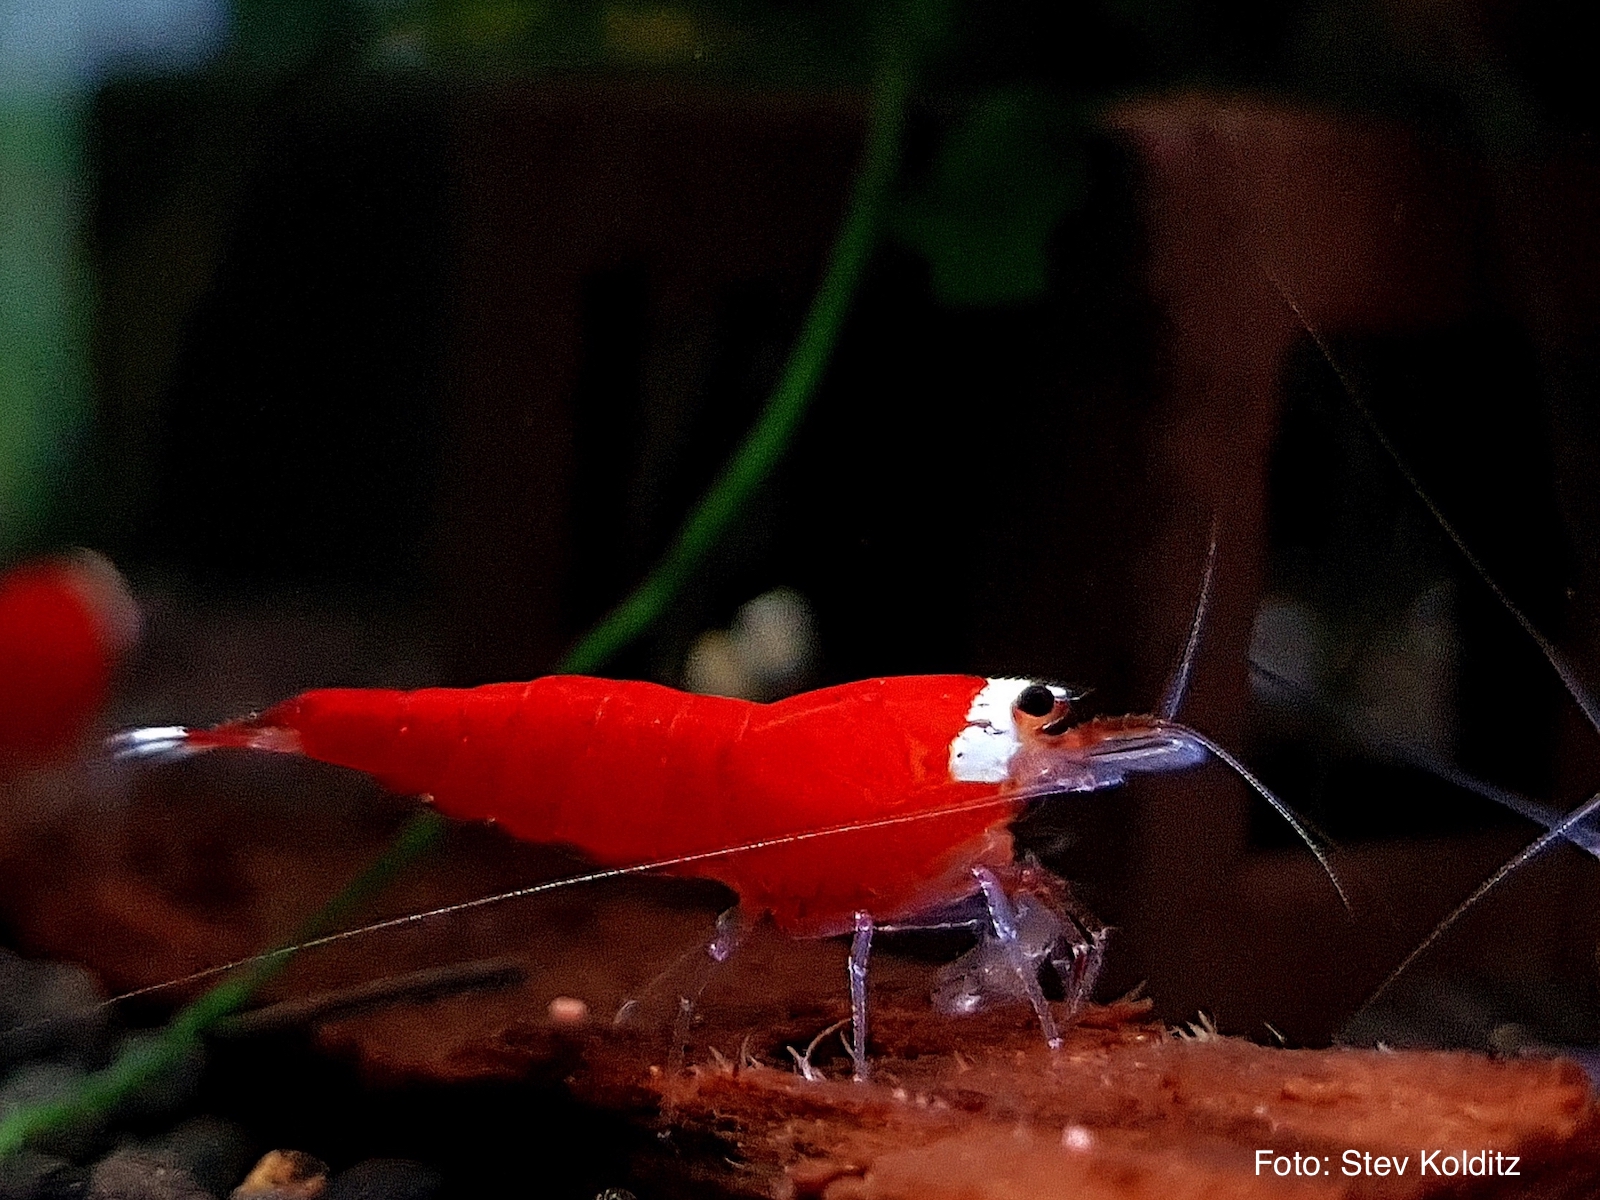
xmin=1014 ymin=684 xmax=1057 ymax=718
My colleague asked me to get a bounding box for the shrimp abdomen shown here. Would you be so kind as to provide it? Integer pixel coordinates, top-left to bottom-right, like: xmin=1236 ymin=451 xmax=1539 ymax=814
xmin=243 ymin=678 xmax=753 ymax=863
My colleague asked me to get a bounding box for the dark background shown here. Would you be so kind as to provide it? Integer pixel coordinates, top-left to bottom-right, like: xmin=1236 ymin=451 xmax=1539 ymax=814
xmin=12 ymin=0 xmax=1600 ymax=1155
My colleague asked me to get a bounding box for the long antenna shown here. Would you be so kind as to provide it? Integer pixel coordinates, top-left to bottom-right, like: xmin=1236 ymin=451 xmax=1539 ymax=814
xmin=1155 ymin=719 xmax=1352 ymax=911
xmin=10 ymin=705 xmax=1357 ymax=1036
xmin=1363 ymin=786 xmax=1600 ymax=1012
xmin=1266 ymin=271 xmax=1600 ymax=737
xmin=10 ymin=792 xmax=1025 ymax=1023
xmin=1250 ymin=657 xmax=1600 ymax=858
xmin=1262 ymin=267 xmax=1600 ymax=1017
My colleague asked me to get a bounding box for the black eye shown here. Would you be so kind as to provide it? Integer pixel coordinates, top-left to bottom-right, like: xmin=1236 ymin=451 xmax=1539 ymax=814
xmin=1015 ymin=684 xmax=1057 ymax=718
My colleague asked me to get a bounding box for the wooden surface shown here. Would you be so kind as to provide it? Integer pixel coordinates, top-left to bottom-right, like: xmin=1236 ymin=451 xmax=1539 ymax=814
xmin=308 ymin=984 xmax=1600 ymax=1200
xmin=5 ymin=769 xmax=1600 ymax=1198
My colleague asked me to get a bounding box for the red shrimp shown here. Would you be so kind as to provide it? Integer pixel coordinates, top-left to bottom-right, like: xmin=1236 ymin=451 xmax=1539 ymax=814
xmin=113 ymin=670 xmax=1341 ymax=1076
xmin=0 ymin=552 xmax=139 ymax=765
xmin=122 ymin=676 xmax=1208 ymax=936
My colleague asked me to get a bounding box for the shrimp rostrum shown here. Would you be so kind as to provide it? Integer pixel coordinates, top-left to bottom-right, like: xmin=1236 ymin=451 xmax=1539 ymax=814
xmin=115 ymin=666 xmax=1342 ymax=1080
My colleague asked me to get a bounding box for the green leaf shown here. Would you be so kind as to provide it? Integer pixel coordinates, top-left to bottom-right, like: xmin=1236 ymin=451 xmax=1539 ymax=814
xmin=893 ymin=88 xmax=1087 ymax=307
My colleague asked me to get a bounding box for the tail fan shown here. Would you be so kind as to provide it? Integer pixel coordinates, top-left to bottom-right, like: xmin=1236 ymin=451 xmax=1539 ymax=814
xmin=106 ymin=721 xmax=302 ymax=762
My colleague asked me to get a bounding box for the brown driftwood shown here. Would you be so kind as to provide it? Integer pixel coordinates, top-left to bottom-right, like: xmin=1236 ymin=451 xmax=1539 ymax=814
xmin=308 ymin=981 xmax=1600 ymax=1200
xmin=5 ymin=770 xmax=1600 ymax=1198
xmin=639 ymin=1021 xmax=1600 ymax=1200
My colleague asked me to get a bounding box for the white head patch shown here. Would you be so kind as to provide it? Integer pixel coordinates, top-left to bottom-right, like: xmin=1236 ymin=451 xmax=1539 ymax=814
xmin=948 ymin=677 xmax=1033 ymax=783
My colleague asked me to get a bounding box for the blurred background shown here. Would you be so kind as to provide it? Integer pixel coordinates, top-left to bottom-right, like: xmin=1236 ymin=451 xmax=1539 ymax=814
xmin=7 ymin=0 xmax=1600 ymax=1182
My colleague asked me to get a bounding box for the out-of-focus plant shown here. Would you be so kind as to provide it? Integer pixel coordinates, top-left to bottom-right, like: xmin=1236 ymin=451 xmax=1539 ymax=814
xmin=1 ymin=0 xmax=226 ymax=556
xmin=893 ymin=88 xmax=1087 ymax=306
xmin=0 ymin=102 xmax=85 ymax=558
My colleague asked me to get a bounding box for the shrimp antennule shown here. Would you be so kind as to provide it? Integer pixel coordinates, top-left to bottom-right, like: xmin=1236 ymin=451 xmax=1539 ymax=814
xmin=1270 ymin=272 xmax=1600 ymax=737
xmin=1364 ymin=787 xmax=1600 ymax=1012
xmin=1251 ymin=657 xmax=1600 ymax=859
xmin=1158 ymin=515 xmax=1221 ymax=722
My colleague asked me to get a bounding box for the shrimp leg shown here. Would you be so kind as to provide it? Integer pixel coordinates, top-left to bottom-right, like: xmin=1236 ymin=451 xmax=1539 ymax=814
xmin=923 ymin=863 xmax=1107 ymax=1041
xmin=1052 ymin=887 xmax=1110 ymax=1017
xmin=665 ymin=907 xmax=750 ymax=1077
xmin=847 ymin=912 xmax=874 ymax=1081
xmin=973 ymin=866 xmax=1062 ymax=1049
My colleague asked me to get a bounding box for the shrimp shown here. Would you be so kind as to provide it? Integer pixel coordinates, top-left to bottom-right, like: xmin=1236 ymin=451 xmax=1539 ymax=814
xmin=0 ymin=552 xmax=139 ymax=766
xmin=110 ymin=665 xmax=1344 ymax=1078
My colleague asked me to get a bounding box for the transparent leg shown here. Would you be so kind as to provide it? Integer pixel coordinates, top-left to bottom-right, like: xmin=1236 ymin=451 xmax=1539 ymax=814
xmin=1051 ymin=889 xmax=1110 ymax=1017
xmin=925 ymin=862 xmax=1109 ymax=1046
xmin=848 ymin=910 xmax=874 ymax=1082
xmin=614 ymin=908 xmax=745 ymax=1081
xmin=972 ymin=866 xmax=1062 ymax=1049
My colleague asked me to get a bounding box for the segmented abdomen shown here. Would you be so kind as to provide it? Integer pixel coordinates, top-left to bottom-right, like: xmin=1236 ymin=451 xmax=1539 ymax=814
xmin=257 ymin=677 xmax=752 ymax=867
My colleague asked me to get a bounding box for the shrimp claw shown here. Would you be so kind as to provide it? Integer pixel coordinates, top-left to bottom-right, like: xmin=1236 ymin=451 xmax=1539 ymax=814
xmin=928 ymin=863 xmax=1107 ymax=1046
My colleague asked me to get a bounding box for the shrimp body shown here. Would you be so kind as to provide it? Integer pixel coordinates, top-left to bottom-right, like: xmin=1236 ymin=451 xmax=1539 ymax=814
xmin=161 ymin=674 xmax=1206 ymax=937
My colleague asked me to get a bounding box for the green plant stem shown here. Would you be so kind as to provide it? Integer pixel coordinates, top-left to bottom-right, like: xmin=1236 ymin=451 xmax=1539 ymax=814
xmin=1 ymin=47 xmax=910 ymax=1166
xmin=0 ymin=101 xmax=90 ymax=554
xmin=560 ymin=61 xmax=911 ymax=675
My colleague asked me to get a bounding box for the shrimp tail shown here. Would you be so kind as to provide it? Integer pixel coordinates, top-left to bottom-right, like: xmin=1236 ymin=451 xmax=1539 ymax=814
xmin=106 ymin=719 xmax=303 ymax=761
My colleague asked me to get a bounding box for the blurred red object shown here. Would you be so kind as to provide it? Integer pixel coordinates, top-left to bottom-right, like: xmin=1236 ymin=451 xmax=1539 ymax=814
xmin=0 ymin=552 xmax=139 ymax=764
